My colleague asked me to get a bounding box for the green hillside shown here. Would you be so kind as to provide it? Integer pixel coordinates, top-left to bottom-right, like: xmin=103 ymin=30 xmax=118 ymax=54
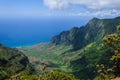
xmin=51 ymin=17 xmax=120 ymax=50
xmin=19 ymin=43 xmax=73 ymax=72
xmin=0 ymin=44 xmax=35 ymax=80
xmin=19 ymin=16 xmax=120 ymax=79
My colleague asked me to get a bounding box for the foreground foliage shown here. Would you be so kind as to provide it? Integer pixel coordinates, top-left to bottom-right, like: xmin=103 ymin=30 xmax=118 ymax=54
xmin=0 ymin=44 xmax=34 ymax=80
xmin=7 ymin=71 xmax=78 ymax=80
xmin=96 ymin=25 xmax=120 ymax=80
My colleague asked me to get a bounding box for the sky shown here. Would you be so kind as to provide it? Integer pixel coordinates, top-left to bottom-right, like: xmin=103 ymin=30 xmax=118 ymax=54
xmin=0 ymin=0 xmax=120 ymax=47
xmin=0 ymin=0 xmax=120 ymax=18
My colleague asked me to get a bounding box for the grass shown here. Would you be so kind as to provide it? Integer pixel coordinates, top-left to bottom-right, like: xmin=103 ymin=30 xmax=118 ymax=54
xmin=19 ymin=41 xmax=111 ymax=79
xmin=19 ymin=43 xmax=73 ymax=72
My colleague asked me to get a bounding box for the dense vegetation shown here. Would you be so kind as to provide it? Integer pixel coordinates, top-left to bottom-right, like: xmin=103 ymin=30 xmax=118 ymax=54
xmin=20 ymin=16 xmax=120 ymax=79
xmin=1 ymin=16 xmax=120 ymax=80
xmin=0 ymin=44 xmax=78 ymax=80
xmin=51 ymin=17 xmax=120 ymax=50
xmin=7 ymin=71 xmax=77 ymax=80
xmin=0 ymin=44 xmax=35 ymax=80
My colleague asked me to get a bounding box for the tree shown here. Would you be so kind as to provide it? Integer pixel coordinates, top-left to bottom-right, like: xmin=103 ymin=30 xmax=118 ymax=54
xmin=7 ymin=71 xmax=78 ymax=80
xmin=103 ymin=25 xmax=120 ymax=77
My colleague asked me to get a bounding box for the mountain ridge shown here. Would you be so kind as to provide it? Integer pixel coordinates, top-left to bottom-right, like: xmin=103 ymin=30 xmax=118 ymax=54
xmin=51 ymin=16 xmax=120 ymax=50
xmin=20 ymin=16 xmax=120 ymax=79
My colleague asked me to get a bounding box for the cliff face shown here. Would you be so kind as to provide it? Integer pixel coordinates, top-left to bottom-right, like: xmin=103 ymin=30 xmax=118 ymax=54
xmin=0 ymin=44 xmax=34 ymax=80
xmin=51 ymin=17 xmax=120 ymax=50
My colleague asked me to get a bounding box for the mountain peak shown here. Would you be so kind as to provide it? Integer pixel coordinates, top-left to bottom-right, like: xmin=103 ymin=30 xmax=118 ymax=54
xmin=51 ymin=16 xmax=120 ymax=50
xmin=88 ymin=17 xmax=100 ymax=23
xmin=92 ymin=17 xmax=100 ymax=20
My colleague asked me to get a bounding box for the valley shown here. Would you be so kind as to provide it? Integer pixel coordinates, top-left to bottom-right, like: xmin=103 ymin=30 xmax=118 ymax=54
xmin=18 ymin=16 xmax=120 ymax=79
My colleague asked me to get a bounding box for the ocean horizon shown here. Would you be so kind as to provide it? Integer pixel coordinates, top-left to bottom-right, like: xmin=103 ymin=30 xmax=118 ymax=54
xmin=0 ymin=17 xmax=89 ymax=48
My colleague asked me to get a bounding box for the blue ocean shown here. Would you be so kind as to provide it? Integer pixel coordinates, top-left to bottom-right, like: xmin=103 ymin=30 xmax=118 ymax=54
xmin=0 ymin=17 xmax=90 ymax=48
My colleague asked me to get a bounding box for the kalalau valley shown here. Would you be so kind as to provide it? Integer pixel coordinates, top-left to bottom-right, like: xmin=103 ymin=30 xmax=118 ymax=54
xmin=0 ymin=0 xmax=120 ymax=80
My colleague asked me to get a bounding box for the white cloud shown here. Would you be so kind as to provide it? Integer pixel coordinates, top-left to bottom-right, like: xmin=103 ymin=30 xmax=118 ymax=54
xmin=68 ymin=9 xmax=120 ymax=18
xmin=69 ymin=0 xmax=116 ymax=9
xmin=44 ymin=0 xmax=120 ymax=10
xmin=43 ymin=0 xmax=120 ymax=18
xmin=44 ymin=0 xmax=68 ymax=10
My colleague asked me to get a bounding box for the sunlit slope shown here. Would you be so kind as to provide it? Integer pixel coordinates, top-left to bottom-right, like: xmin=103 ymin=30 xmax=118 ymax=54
xmin=19 ymin=16 xmax=120 ymax=79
